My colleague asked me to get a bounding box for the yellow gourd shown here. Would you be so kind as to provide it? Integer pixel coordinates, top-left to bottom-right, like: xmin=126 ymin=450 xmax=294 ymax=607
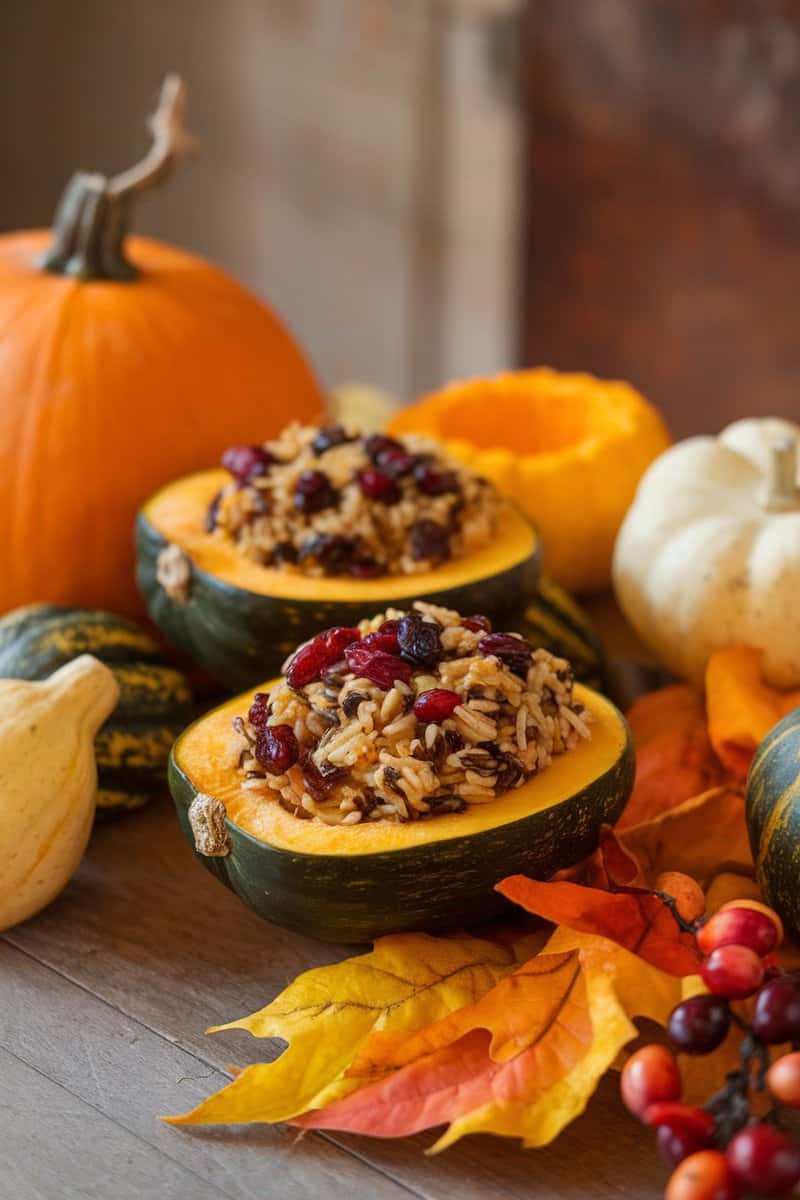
xmin=0 ymin=655 xmax=119 ymax=930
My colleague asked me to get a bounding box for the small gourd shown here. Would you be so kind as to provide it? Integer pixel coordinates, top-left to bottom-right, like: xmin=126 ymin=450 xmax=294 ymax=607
xmin=613 ymin=418 xmax=800 ymax=687
xmin=0 ymin=655 xmax=119 ymax=930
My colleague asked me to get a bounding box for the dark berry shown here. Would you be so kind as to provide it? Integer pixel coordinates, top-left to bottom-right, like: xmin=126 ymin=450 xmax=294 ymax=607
xmin=271 ymin=540 xmax=298 ymax=565
xmin=294 ymin=469 xmax=339 ymax=514
xmin=205 ymin=489 xmax=224 ymax=531
xmin=344 ymin=643 xmax=412 ymax=690
xmin=286 ymin=627 xmax=361 ymax=688
xmin=642 ymin=1102 xmax=715 ymax=1141
xmin=356 ymin=467 xmax=400 ymax=503
xmin=478 ymin=632 xmax=534 ymax=678
xmin=378 ymin=446 xmax=416 ymax=476
xmin=299 ymin=534 xmax=359 ymax=574
xmin=657 ymin=1125 xmax=712 ymax=1169
xmin=300 ymin=751 xmax=338 ymax=801
xmin=363 ymin=434 xmax=403 ymax=462
xmin=311 ymin=425 xmax=353 ymax=455
xmin=668 ymin=995 xmax=730 ymax=1055
xmin=414 ymin=462 xmax=459 ymax=495
xmin=254 ymin=723 xmax=298 ymax=775
xmin=751 ymin=976 xmax=800 ymax=1043
xmin=247 ymin=692 xmax=272 ymax=727
xmin=727 ymin=1124 xmax=800 ymax=1196
xmin=362 ymin=629 xmax=400 ymax=654
xmin=413 ymin=689 xmax=461 ymax=723
xmin=408 ymin=519 xmax=450 ymax=563
xmin=397 ymin=613 xmax=442 ymax=666
xmin=221 ymin=444 xmax=274 ymax=482
xmin=461 ymin=614 xmax=492 ymax=633
xmin=348 ymin=558 xmax=384 ymax=579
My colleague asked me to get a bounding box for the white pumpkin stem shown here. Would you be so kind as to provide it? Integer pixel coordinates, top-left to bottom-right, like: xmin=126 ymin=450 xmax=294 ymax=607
xmin=761 ymin=436 xmax=799 ymax=512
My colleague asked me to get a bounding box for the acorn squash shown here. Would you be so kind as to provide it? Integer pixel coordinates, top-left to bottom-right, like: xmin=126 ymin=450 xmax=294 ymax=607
xmin=168 ymin=680 xmax=634 ymax=942
xmin=136 ymin=469 xmax=542 ymax=691
xmin=520 ymin=575 xmax=606 ymax=689
xmin=0 ymin=604 xmax=193 ymax=815
xmin=746 ymin=706 xmax=800 ymax=939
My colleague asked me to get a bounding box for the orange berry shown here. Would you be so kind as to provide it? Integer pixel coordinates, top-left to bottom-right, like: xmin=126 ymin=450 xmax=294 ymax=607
xmin=766 ymin=1051 xmax=800 ymax=1107
xmin=620 ymin=1044 xmax=681 ymax=1119
xmin=657 ymin=872 xmax=706 ymax=923
xmin=665 ymin=1150 xmax=739 ymax=1200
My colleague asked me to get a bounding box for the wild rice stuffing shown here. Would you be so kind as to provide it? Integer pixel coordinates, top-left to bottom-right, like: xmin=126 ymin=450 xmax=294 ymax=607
xmin=230 ymin=602 xmax=592 ymax=826
xmin=208 ymin=422 xmax=501 ymax=576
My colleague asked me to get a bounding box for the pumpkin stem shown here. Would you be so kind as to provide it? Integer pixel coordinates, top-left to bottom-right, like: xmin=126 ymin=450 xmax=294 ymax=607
xmin=39 ymin=75 xmax=192 ymax=282
xmin=761 ymin=436 xmax=799 ymax=512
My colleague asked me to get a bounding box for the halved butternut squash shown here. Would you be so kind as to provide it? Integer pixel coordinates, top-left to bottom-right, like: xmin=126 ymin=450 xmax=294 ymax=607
xmin=169 ymin=679 xmax=634 ymax=942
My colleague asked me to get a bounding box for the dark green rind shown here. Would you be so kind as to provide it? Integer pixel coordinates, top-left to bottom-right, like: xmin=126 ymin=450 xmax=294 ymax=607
xmin=520 ymin=576 xmax=607 ymax=689
xmin=168 ymin=714 xmax=635 ymax=944
xmin=746 ymin=708 xmax=800 ymax=940
xmin=136 ymin=510 xmax=542 ymax=692
xmin=0 ymin=606 xmax=192 ymax=816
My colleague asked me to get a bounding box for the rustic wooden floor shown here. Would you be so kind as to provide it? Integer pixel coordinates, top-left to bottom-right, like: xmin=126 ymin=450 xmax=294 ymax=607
xmin=2 ymin=599 xmax=666 ymax=1198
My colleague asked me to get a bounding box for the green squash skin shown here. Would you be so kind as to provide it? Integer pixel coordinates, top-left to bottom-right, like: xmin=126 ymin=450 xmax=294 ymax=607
xmin=168 ymin=715 xmax=634 ymax=943
xmin=520 ymin=576 xmax=607 ymax=689
xmin=0 ymin=605 xmax=193 ymax=816
xmin=746 ymin=707 xmax=800 ymax=939
xmin=136 ymin=509 xmax=543 ymax=692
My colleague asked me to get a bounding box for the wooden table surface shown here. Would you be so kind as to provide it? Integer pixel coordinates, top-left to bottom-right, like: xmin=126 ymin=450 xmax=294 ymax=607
xmin=2 ymin=602 xmax=667 ymax=1199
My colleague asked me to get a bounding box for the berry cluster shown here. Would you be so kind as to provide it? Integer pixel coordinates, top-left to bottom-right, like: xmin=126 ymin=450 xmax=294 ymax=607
xmin=621 ymin=897 xmax=800 ymax=1198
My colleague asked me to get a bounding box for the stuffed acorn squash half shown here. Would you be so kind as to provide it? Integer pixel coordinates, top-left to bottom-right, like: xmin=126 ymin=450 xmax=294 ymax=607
xmin=136 ymin=423 xmax=541 ymax=690
xmin=169 ymin=602 xmax=633 ymax=942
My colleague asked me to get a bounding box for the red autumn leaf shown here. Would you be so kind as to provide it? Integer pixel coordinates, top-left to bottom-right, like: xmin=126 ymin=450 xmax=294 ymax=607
xmin=619 ymin=684 xmax=731 ymax=830
xmin=496 ymin=876 xmax=701 ymax=977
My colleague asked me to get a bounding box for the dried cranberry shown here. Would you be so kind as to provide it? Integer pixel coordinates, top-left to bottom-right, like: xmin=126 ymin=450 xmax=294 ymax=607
xmin=294 ymin=469 xmax=339 ymax=514
xmin=462 ymin=614 xmax=492 ymax=633
xmin=356 ymin=467 xmax=400 ymax=503
xmin=413 ymin=689 xmax=461 ymax=723
xmin=362 ymin=629 xmax=400 ymax=654
xmin=363 ymin=434 xmax=404 ymax=462
xmin=247 ymin=692 xmax=272 ymax=726
xmin=414 ymin=463 xmax=459 ymax=495
xmin=300 ymin=751 xmax=338 ymax=801
xmin=408 ymin=520 xmax=450 ymax=563
xmin=377 ymin=446 xmax=416 ymax=476
xmin=397 ymin=612 xmax=442 ymax=666
xmin=379 ymin=619 xmax=401 ymax=634
xmin=221 ymin=444 xmax=274 ymax=483
xmin=311 ymin=425 xmax=353 ymax=455
xmin=271 ymin=540 xmax=297 ymax=565
xmin=205 ymin=490 xmax=223 ymax=532
xmin=299 ymin=534 xmax=359 ymax=574
xmin=254 ymin=723 xmax=299 ymax=774
xmin=348 ymin=559 xmax=383 ymax=578
xmin=344 ymin=643 xmax=412 ymax=690
xmin=286 ymin=627 xmax=361 ymax=688
xmin=479 ymin=632 xmax=534 ymax=678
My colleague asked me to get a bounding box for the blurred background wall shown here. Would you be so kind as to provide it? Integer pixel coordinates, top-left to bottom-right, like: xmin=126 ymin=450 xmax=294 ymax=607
xmin=2 ymin=0 xmax=800 ymax=435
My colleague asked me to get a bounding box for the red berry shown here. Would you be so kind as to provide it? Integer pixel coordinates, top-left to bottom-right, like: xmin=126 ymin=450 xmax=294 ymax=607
xmin=356 ymin=467 xmax=400 ymax=503
xmin=413 ymin=462 xmax=459 ymax=495
xmin=344 ymin=643 xmax=412 ymax=690
xmin=286 ymin=627 xmax=361 ymax=688
xmin=221 ymin=444 xmax=274 ymax=482
xmin=666 ymin=1151 xmax=739 ymax=1200
xmin=727 ymin=1124 xmax=800 ymax=1196
xmin=362 ymin=630 xmax=400 ymax=653
xmin=620 ymin=1045 xmax=682 ymax=1120
xmin=376 ymin=445 xmax=416 ymax=476
xmin=767 ymin=1052 xmax=800 ymax=1107
xmin=461 ymin=614 xmax=492 ymax=633
xmin=668 ymin=995 xmax=730 ymax=1055
xmin=697 ymin=905 xmax=782 ymax=958
xmin=657 ymin=1125 xmax=713 ymax=1169
xmin=413 ymin=689 xmax=461 ymax=723
xmin=294 ymin=469 xmax=338 ymax=513
xmin=643 ymin=1102 xmax=715 ymax=1141
xmin=701 ymin=944 xmax=764 ymax=999
xmin=254 ymin=723 xmax=299 ymax=775
xmin=478 ymin=633 xmax=535 ymax=678
xmin=247 ymin=691 xmax=272 ymax=727
xmin=751 ymin=976 xmax=800 ymax=1043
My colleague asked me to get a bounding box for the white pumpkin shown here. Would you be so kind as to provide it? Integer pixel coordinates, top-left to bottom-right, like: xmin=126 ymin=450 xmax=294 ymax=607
xmin=0 ymin=655 xmax=119 ymax=930
xmin=612 ymin=417 xmax=800 ymax=687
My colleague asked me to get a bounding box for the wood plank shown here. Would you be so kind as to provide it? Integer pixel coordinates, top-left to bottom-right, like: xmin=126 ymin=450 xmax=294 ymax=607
xmin=0 ymin=942 xmax=417 ymax=1200
xmin=4 ymin=797 xmax=663 ymax=1199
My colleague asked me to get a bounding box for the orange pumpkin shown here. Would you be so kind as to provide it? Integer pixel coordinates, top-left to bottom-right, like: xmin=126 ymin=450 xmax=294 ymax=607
xmin=0 ymin=77 xmax=321 ymax=619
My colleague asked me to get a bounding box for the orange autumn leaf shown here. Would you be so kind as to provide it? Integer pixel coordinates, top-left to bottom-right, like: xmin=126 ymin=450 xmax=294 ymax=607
xmin=295 ymin=950 xmax=635 ymax=1150
xmin=706 ymin=646 xmax=800 ymax=779
xmin=620 ymin=684 xmax=731 ymax=830
xmin=497 ymin=876 xmax=701 ymax=976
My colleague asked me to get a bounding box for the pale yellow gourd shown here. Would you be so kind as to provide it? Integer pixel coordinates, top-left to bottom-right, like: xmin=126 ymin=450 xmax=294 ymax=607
xmin=613 ymin=418 xmax=800 ymax=687
xmin=0 ymin=655 xmax=119 ymax=930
